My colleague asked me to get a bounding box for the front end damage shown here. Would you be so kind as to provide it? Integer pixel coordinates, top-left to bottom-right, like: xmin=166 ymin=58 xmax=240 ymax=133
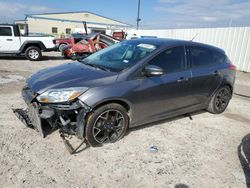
xmin=13 ymin=86 xmax=92 ymax=154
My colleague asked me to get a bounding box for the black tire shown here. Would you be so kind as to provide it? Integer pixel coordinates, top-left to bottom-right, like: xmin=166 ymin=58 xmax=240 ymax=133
xmin=62 ymin=51 xmax=69 ymax=59
xmin=85 ymin=103 xmax=129 ymax=147
xmin=25 ymin=46 xmax=42 ymax=61
xmin=207 ymin=86 xmax=232 ymax=114
xmin=58 ymin=44 xmax=67 ymax=52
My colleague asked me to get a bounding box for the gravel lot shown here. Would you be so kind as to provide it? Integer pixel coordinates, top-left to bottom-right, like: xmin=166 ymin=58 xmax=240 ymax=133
xmin=0 ymin=52 xmax=249 ymax=188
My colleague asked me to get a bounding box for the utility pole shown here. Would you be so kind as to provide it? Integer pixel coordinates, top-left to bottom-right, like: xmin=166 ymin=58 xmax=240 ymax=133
xmin=136 ymin=0 xmax=141 ymax=30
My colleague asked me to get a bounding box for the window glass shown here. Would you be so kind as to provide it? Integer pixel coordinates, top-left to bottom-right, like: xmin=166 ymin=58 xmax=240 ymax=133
xmin=82 ymin=40 xmax=158 ymax=72
xmin=190 ymin=46 xmax=214 ymax=68
xmin=100 ymin=35 xmax=117 ymax=46
xmin=213 ymin=50 xmax=226 ymax=64
xmin=0 ymin=27 xmax=12 ymax=36
xmin=19 ymin=25 xmax=24 ymax=30
xmin=52 ymin=27 xmax=58 ymax=34
xmin=66 ymin=28 xmax=71 ymax=34
xmin=148 ymin=46 xmax=186 ymax=73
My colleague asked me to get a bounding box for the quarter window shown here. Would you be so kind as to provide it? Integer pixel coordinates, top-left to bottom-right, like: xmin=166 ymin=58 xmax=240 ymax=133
xmin=0 ymin=27 xmax=12 ymax=36
xmin=213 ymin=50 xmax=226 ymax=64
xmin=148 ymin=46 xmax=186 ymax=73
xmin=189 ymin=46 xmax=214 ymax=68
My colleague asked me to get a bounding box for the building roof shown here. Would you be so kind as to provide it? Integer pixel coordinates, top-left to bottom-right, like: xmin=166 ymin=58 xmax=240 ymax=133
xmin=25 ymin=11 xmax=131 ymax=27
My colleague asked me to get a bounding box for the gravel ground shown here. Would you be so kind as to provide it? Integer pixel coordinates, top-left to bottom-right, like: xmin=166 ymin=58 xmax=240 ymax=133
xmin=0 ymin=52 xmax=249 ymax=188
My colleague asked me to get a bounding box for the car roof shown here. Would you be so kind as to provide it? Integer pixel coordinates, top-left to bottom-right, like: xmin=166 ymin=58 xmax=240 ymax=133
xmin=0 ymin=24 xmax=16 ymax=26
xmin=131 ymin=38 xmax=225 ymax=54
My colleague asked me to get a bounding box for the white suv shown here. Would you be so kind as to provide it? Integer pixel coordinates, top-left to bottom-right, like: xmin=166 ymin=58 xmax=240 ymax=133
xmin=0 ymin=24 xmax=56 ymax=61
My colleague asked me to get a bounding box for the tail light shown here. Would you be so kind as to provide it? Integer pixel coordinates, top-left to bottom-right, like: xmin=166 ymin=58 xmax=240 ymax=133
xmin=227 ymin=58 xmax=237 ymax=70
xmin=229 ymin=64 xmax=236 ymax=70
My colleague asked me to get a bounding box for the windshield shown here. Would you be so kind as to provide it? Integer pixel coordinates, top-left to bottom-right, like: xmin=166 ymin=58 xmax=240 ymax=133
xmin=81 ymin=40 xmax=158 ymax=72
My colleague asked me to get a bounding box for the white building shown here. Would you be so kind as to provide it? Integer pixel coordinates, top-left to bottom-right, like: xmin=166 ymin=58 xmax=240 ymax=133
xmin=15 ymin=11 xmax=131 ymax=37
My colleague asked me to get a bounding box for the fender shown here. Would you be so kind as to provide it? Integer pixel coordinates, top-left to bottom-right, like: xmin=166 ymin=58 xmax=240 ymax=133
xmin=88 ymin=97 xmax=132 ymax=112
xmin=19 ymin=41 xmax=47 ymax=52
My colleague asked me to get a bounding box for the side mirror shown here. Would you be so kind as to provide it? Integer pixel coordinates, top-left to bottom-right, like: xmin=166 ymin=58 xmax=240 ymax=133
xmin=143 ymin=65 xmax=164 ymax=77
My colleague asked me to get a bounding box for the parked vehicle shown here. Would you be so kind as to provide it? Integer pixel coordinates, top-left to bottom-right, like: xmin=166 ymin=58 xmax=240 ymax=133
xmin=54 ymin=33 xmax=88 ymax=52
xmin=112 ymin=31 xmax=126 ymax=40
xmin=54 ymin=38 xmax=71 ymax=52
xmin=14 ymin=38 xmax=236 ymax=151
xmin=0 ymin=24 xmax=56 ymax=61
xmin=62 ymin=33 xmax=120 ymax=60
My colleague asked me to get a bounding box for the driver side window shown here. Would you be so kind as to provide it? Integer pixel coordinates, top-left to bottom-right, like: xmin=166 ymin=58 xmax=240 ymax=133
xmin=148 ymin=46 xmax=186 ymax=74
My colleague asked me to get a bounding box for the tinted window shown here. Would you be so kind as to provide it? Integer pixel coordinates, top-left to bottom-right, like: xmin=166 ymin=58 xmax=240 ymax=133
xmin=149 ymin=46 xmax=186 ymax=73
xmin=190 ymin=46 xmax=214 ymax=68
xmin=213 ymin=50 xmax=226 ymax=64
xmin=0 ymin=27 xmax=12 ymax=36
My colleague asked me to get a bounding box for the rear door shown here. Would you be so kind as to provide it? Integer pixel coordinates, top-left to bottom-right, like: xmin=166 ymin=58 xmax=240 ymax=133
xmin=187 ymin=45 xmax=223 ymax=105
xmin=0 ymin=26 xmax=20 ymax=52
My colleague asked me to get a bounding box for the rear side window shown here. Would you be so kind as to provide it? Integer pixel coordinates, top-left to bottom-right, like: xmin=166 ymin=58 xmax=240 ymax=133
xmin=213 ymin=50 xmax=226 ymax=64
xmin=189 ymin=46 xmax=214 ymax=68
xmin=0 ymin=27 xmax=12 ymax=36
xmin=149 ymin=46 xmax=186 ymax=73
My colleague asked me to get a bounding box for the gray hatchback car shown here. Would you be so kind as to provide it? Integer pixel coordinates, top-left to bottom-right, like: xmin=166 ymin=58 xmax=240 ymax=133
xmin=16 ymin=38 xmax=236 ymax=147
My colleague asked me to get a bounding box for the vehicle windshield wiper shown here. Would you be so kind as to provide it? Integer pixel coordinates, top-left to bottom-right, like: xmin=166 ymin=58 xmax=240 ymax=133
xmin=82 ymin=62 xmax=110 ymax=72
xmin=95 ymin=64 xmax=111 ymax=72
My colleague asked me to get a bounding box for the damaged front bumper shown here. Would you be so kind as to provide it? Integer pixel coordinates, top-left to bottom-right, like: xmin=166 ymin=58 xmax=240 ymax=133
xmin=13 ymin=87 xmax=92 ymax=152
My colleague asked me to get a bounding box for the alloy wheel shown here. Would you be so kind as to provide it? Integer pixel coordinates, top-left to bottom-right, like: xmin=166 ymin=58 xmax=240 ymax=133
xmin=28 ymin=49 xmax=39 ymax=60
xmin=214 ymin=88 xmax=231 ymax=112
xmin=93 ymin=110 xmax=125 ymax=144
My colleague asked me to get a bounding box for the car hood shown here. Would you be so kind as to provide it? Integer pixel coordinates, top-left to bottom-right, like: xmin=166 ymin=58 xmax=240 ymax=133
xmin=27 ymin=62 xmax=118 ymax=94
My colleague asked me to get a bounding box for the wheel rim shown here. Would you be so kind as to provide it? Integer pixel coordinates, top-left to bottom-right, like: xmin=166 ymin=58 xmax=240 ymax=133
xmin=28 ymin=49 xmax=39 ymax=59
xmin=59 ymin=44 xmax=66 ymax=52
xmin=215 ymin=88 xmax=231 ymax=111
xmin=93 ymin=110 xmax=125 ymax=144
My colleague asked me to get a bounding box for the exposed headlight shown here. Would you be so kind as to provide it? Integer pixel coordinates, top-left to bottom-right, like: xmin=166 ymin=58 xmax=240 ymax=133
xmin=37 ymin=87 xmax=88 ymax=103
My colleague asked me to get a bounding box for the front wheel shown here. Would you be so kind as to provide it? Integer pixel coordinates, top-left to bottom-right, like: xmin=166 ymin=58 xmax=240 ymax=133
xmin=25 ymin=46 xmax=42 ymax=61
xmin=85 ymin=103 xmax=129 ymax=147
xmin=207 ymin=86 xmax=232 ymax=114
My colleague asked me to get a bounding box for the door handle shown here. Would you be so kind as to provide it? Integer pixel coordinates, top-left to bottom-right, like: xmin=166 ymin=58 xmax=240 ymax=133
xmin=6 ymin=39 xmax=13 ymax=41
xmin=212 ymin=71 xmax=220 ymax=76
xmin=177 ymin=77 xmax=189 ymax=83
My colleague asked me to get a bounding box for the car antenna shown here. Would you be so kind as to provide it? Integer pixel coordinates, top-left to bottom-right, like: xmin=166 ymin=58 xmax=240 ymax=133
xmin=190 ymin=33 xmax=198 ymax=41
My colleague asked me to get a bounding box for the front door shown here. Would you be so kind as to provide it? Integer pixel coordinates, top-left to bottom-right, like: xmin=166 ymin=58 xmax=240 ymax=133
xmin=133 ymin=46 xmax=193 ymax=125
xmin=0 ymin=26 xmax=20 ymax=52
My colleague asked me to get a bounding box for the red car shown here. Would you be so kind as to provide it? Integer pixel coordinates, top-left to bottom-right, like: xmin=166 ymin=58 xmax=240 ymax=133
xmin=62 ymin=33 xmax=120 ymax=60
xmin=54 ymin=34 xmax=87 ymax=52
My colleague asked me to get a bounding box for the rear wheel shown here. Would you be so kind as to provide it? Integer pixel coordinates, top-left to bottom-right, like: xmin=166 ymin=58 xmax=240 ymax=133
xmin=207 ymin=86 xmax=232 ymax=114
xmin=85 ymin=103 xmax=129 ymax=147
xmin=58 ymin=44 xmax=67 ymax=52
xmin=25 ymin=46 xmax=41 ymax=61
